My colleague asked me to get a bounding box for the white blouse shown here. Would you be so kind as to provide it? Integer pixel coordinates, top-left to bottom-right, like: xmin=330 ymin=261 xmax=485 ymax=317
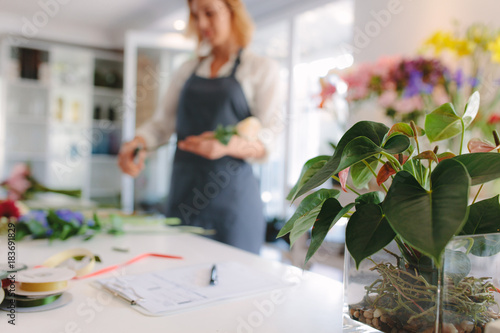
xmin=135 ymin=48 xmax=282 ymax=162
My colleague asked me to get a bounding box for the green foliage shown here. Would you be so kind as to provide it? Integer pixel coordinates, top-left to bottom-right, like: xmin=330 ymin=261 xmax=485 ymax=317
xmin=279 ymin=92 xmax=500 ymax=270
xmin=214 ymin=124 xmax=237 ymax=145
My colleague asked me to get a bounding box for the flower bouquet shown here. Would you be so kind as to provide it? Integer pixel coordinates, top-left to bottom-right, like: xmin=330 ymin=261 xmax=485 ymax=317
xmin=1 ymin=163 xmax=81 ymax=201
xmin=279 ymin=92 xmax=500 ymax=332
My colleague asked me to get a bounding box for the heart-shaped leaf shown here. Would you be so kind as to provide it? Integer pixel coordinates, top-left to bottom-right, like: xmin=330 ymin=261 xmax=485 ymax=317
xmin=453 ymin=153 xmax=500 ymax=185
xmin=335 ymin=134 xmax=410 ymax=174
xmin=338 ymin=168 xmax=350 ymax=192
xmin=460 ymin=195 xmax=500 ymax=235
xmin=462 ymin=91 xmax=480 ymax=128
xmin=287 ymin=155 xmax=330 ymax=200
xmin=292 ymin=121 xmax=389 ymax=200
xmin=414 ymin=151 xmax=438 ymax=163
xmin=278 ymin=189 xmax=340 ymax=245
xmin=425 ymin=103 xmax=462 ymax=142
xmin=383 ymin=159 xmax=470 ymax=266
xmin=387 ymin=122 xmax=425 ymax=138
xmin=351 ymin=157 xmax=378 ymax=188
xmin=355 ymin=191 xmax=385 ymax=207
xmin=305 ymin=199 xmax=354 ymax=263
xmin=346 ymin=204 xmax=396 ymax=268
xmin=470 ymin=234 xmax=500 ymax=257
xmin=437 ymin=152 xmax=456 ymax=162
xmin=467 ymin=138 xmax=499 ymax=153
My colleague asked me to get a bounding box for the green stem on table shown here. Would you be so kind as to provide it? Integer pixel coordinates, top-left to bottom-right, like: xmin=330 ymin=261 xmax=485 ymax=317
xmin=472 ymin=184 xmax=484 ymax=205
xmin=331 ymin=175 xmax=361 ymax=196
xmin=362 ymin=160 xmax=388 ymax=193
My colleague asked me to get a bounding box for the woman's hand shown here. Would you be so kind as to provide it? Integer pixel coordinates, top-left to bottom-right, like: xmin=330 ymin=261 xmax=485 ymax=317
xmin=178 ymin=131 xmax=266 ymax=160
xmin=178 ymin=132 xmax=228 ymax=160
xmin=117 ymin=136 xmax=147 ymax=177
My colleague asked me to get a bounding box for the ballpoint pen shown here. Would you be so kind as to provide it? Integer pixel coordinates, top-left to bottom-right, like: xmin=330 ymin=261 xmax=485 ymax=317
xmin=209 ymin=264 xmax=218 ymax=286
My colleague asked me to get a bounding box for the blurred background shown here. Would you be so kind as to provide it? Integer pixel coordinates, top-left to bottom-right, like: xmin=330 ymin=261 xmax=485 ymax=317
xmin=1 ymin=0 xmax=499 ymax=279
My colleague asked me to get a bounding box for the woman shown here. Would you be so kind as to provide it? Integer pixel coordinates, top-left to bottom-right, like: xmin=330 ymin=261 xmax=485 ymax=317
xmin=118 ymin=0 xmax=281 ymax=254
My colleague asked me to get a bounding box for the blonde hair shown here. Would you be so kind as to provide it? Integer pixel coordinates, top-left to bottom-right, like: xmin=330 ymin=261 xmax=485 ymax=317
xmin=186 ymin=0 xmax=255 ymax=47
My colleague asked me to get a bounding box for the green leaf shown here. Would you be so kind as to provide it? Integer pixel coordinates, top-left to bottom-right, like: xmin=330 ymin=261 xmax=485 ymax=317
xmin=425 ymin=103 xmax=462 ymax=142
xmin=214 ymin=124 xmax=237 ymax=145
xmin=403 ymin=159 xmax=426 ymax=182
xmin=25 ymin=219 xmax=47 ymax=238
xmin=286 ymin=156 xmax=330 ymax=200
xmin=334 ymin=134 xmax=410 ymax=174
xmin=15 ymin=223 xmax=30 ymax=241
xmin=462 ymin=91 xmax=480 ymax=129
xmin=346 ymin=204 xmax=396 ymax=268
xmin=443 ymin=249 xmax=471 ymax=285
xmin=292 ymin=121 xmax=389 ymax=200
xmin=305 ymin=200 xmax=354 ymax=263
xmin=470 ymin=234 xmax=500 ymax=257
xmin=278 ymin=189 xmax=340 ymax=245
xmin=414 ymin=151 xmax=438 ymax=163
xmin=387 ymin=122 xmax=414 ymax=137
xmin=453 ymin=153 xmax=500 ymax=185
xmin=461 ymin=195 xmax=500 ymax=235
xmin=350 ymin=157 xmax=378 ymax=188
xmin=383 ymin=159 xmax=470 ymax=266
xmin=355 ymin=191 xmax=385 ymax=207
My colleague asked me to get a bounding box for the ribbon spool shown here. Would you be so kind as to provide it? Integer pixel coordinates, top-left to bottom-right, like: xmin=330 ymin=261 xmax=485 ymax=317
xmin=0 ymin=263 xmax=28 ymax=288
xmin=6 ymin=293 xmax=62 ymax=308
xmin=16 ymin=268 xmax=75 ymax=295
xmin=42 ymin=248 xmax=95 ymax=278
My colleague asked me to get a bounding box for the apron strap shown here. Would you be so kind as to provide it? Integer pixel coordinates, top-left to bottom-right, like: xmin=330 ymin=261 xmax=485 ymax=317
xmin=230 ymin=48 xmax=243 ymax=77
xmin=193 ymin=48 xmax=244 ymax=78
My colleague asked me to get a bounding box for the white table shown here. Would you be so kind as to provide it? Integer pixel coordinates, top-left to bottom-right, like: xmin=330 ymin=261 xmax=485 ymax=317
xmin=0 ymin=233 xmax=343 ymax=333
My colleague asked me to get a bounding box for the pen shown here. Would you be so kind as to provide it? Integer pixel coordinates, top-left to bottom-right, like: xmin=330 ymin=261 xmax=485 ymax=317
xmin=209 ymin=264 xmax=218 ymax=286
xmin=101 ymin=284 xmax=138 ymax=305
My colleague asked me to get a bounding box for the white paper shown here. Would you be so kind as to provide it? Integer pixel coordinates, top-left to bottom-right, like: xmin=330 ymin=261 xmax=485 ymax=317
xmin=96 ymin=262 xmax=287 ymax=316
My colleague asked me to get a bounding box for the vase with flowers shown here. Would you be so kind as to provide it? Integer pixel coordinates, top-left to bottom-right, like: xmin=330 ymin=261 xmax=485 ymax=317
xmin=279 ymin=92 xmax=500 ymax=332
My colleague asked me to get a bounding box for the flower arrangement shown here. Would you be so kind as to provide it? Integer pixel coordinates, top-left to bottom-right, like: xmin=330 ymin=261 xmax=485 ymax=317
xmin=1 ymin=163 xmax=81 ymax=201
xmin=422 ymin=23 xmax=500 ymax=135
xmin=0 ymin=200 xmax=101 ymax=241
xmin=320 ymin=23 xmax=500 ymax=132
xmin=279 ymin=92 xmax=500 ymax=331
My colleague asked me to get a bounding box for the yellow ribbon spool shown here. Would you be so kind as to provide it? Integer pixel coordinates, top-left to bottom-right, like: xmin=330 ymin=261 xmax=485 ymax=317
xmin=42 ymin=248 xmax=95 ymax=278
xmin=18 ymin=281 xmax=68 ymax=293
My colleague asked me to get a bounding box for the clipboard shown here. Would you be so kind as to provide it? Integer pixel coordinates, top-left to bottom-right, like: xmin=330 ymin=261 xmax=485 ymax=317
xmin=92 ymin=261 xmax=289 ymax=316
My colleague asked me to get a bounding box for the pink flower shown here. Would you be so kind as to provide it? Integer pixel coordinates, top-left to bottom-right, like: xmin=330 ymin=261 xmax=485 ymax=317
xmin=392 ymin=96 xmax=424 ymax=114
xmin=1 ymin=163 xmax=32 ymax=201
xmin=378 ymin=90 xmax=398 ymax=108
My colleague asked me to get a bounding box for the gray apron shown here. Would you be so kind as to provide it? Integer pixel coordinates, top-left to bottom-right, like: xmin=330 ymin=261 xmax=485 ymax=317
xmin=166 ymin=50 xmax=265 ymax=254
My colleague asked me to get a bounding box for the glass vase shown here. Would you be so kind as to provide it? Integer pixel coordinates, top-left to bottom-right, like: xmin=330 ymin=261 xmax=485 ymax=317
xmin=343 ymin=234 xmax=500 ymax=333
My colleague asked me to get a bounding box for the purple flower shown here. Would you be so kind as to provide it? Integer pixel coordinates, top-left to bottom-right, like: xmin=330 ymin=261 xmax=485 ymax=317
xmin=86 ymin=219 xmax=95 ymax=227
xmin=404 ymin=71 xmax=433 ymax=98
xmin=19 ymin=210 xmax=48 ymax=227
xmin=55 ymin=209 xmax=84 ymax=225
xmin=454 ymin=70 xmax=464 ymax=89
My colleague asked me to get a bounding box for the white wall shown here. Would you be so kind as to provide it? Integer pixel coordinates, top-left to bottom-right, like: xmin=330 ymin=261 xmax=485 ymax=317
xmin=352 ymin=0 xmax=500 ymax=62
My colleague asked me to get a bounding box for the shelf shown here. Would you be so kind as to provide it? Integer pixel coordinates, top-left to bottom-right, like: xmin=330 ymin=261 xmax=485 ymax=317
xmin=6 ymin=116 xmax=49 ymax=125
xmin=91 ymin=154 xmax=118 ymax=162
xmin=6 ymin=151 xmax=47 ymax=161
xmin=7 ymin=78 xmax=50 ymax=90
xmin=93 ymin=86 xmax=123 ymax=98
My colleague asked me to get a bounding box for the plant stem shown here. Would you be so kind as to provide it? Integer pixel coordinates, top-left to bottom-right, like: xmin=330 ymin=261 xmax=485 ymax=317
xmin=331 ymin=175 xmax=361 ymax=196
xmin=460 ymin=119 xmax=465 ymax=155
xmin=472 ymin=184 xmax=484 ymax=204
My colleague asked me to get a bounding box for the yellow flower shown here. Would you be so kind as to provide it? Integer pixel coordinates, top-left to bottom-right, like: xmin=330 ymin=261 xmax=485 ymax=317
xmin=453 ymin=39 xmax=475 ymax=56
xmin=488 ymin=36 xmax=500 ymax=63
xmin=424 ymin=31 xmax=456 ymax=54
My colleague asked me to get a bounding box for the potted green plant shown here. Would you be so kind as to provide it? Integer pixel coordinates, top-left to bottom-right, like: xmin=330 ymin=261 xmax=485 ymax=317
xmin=278 ymin=92 xmax=500 ymax=332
